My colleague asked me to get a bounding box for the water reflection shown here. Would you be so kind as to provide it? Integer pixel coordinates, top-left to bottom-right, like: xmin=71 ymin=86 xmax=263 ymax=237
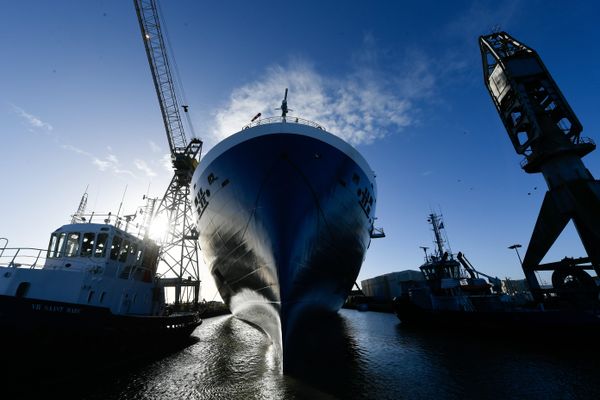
xmin=392 ymin=323 xmax=600 ymax=400
xmin=11 ymin=310 xmax=600 ymax=399
xmin=284 ymin=311 xmax=367 ymax=397
xmin=74 ymin=312 xmax=369 ymax=399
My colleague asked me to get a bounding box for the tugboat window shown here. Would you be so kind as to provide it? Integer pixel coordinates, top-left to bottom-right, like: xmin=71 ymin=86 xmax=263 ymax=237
xmin=81 ymin=233 xmax=95 ymax=257
xmin=55 ymin=232 xmax=67 ymax=258
xmin=129 ymin=243 xmax=138 ymax=263
xmin=119 ymin=240 xmax=130 ymax=262
xmin=65 ymin=233 xmax=81 ymax=257
xmin=110 ymin=236 xmax=122 ymax=260
xmin=47 ymin=233 xmax=59 ymax=258
xmin=94 ymin=233 xmax=109 ymax=258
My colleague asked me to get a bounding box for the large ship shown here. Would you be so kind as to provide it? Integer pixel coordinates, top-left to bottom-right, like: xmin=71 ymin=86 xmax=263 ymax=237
xmin=191 ymin=93 xmax=380 ymax=356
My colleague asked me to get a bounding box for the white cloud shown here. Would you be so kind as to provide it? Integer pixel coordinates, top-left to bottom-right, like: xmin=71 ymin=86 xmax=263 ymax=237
xmin=106 ymin=154 xmax=119 ymax=165
xmin=68 ymin=144 xmax=171 ymax=179
xmin=12 ymin=105 xmax=53 ymax=131
xmin=210 ymin=44 xmax=424 ymax=148
xmin=98 ymin=154 xmax=135 ymax=177
xmin=61 ymin=144 xmax=92 ymax=157
xmin=149 ymin=141 xmax=161 ymax=153
xmin=62 ymin=144 xmax=136 ymax=178
xmin=134 ymin=159 xmax=157 ymax=177
xmin=161 ymin=153 xmax=173 ymax=173
xmin=93 ymin=154 xmax=136 ymax=177
xmin=393 ymin=49 xmax=437 ymax=100
xmin=92 ymin=158 xmax=112 ymax=171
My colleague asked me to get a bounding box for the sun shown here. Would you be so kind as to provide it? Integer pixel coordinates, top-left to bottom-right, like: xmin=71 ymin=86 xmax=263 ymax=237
xmin=148 ymin=213 xmax=170 ymax=242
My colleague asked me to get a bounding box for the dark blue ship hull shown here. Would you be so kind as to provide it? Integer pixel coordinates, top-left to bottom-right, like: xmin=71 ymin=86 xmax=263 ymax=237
xmin=192 ymin=122 xmax=377 ymax=353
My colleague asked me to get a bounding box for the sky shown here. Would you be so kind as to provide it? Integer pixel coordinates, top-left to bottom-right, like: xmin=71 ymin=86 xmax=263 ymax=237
xmin=1 ymin=0 xmax=599 ymax=302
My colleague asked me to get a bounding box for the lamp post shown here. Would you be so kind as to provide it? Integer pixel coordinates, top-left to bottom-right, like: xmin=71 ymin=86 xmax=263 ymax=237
xmin=508 ymin=244 xmax=523 ymax=267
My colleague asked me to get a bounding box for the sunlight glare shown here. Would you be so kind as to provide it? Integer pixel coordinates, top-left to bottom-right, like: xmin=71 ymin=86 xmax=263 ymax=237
xmin=148 ymin=213 xmax=170 ymax=242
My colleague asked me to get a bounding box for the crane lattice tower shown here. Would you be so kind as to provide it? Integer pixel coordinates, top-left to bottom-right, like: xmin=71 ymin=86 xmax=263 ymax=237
xmin=134 ymin=0 xmax=202 ymax=306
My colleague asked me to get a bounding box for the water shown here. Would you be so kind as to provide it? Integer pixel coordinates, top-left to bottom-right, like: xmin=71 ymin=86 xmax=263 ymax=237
xmin=12 ymin=310 xmax=600 ymax=399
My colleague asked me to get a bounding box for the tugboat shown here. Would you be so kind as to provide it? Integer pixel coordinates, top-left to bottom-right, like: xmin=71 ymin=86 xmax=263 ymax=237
xmin=0 ymin=196 xmax=202 ymax=349
xmin=393 ymin=213 xmax=600 ymax=335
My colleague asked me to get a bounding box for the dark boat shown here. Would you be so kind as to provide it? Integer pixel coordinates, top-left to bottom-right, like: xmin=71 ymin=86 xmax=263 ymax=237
xmin=191 ymin=110 xmax=380 ymax=357
xmin=393 ymin=213 xmax=600 ymax=335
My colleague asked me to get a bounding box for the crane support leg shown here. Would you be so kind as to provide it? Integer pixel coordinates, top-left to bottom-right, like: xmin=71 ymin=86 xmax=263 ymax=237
xmin=522 ymin=191 xmax=570 ymax=298
xmin=571 ymin=181 xmax=600 ymax=272
xmin=523 ymin=179 xmax=600 ymax=300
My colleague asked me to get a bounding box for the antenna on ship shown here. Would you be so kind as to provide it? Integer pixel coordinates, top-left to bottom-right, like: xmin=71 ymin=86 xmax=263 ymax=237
xmin=115 ymin=184 xmax=128 ymax=228
xmin=71 ymin=185 xmax=89 ymax=223
xmin=428 ymin=213 xmax=446 ymax=259
xmin=276 ymin=88 xmax=293 ymax=120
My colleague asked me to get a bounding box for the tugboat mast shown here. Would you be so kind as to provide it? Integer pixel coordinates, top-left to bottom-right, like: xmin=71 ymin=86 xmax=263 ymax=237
xmin=428 ymin=213 xmax=447 ymax=259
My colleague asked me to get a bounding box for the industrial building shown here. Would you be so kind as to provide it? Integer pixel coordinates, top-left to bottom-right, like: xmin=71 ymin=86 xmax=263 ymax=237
xmin=361 ymin=270 xmax=426 ymax=302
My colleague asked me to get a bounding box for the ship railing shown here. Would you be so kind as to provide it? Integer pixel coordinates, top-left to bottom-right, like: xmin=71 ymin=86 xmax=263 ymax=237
xmin=242 ymin=115 xmax=325 ymax=131
xmin=0 ymin=247 xmax=49 ymax=269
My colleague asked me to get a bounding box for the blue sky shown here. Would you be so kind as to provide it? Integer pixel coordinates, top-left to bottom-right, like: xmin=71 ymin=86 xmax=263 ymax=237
xmin=1 ymin=0 xmax=599 ymax=301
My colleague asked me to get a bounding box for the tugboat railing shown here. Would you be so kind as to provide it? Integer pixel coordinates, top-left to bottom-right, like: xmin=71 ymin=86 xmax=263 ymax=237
xmin=71 ymin=212 xmax=150 ymax=239
xmin=0 ymin=246 xmax=159 ymax=282
xmin=0 ymin=247 xmax=48 ymax=269
xmin=0 ymin=238 xmax=8 ymax=258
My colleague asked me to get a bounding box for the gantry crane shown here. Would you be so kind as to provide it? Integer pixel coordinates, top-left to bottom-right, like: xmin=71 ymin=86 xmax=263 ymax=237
xmin=480 ymin=32 xmax=600 ymax=304
xmin=134 ymin=0 xmax=202 ymax=306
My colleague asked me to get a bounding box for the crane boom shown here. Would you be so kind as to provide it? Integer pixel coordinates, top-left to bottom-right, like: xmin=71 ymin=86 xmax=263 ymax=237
xmin=134 ymin=0 xmax=188 ymax=155
xmin=133 ymin=0 xmax=202 ymax=307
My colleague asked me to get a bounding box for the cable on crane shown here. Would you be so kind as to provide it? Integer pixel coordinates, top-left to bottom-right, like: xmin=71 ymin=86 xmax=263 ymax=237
xmin=156 ymin=0 xmax=197 ymax=139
